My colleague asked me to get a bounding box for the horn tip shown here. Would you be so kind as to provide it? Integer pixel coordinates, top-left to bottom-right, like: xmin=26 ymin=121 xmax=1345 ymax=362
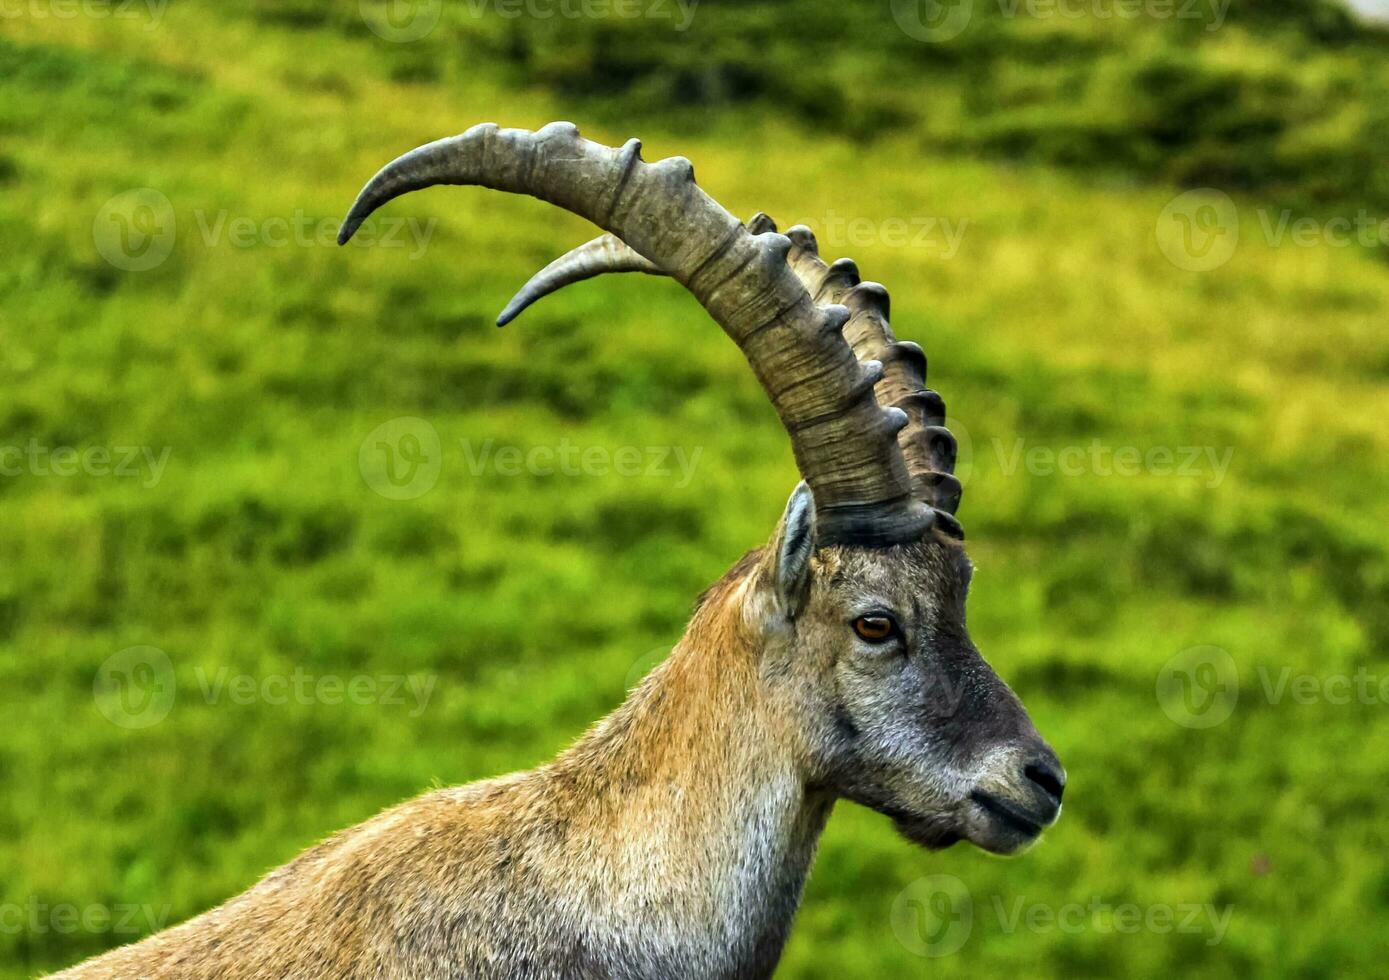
xmin=496 ymin=296 xmax=528 ymax=327
xmin=337 ymin=210 xmax=367 ymax=246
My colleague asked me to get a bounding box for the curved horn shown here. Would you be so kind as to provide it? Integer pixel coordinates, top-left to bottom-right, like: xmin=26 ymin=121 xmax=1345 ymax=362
xmin=339 ymin=122 xmax=935 ymax=547
xmin=489 ymin=211 xmax=963 ymax=535
xmin=497 ymin=235 xmax=661 ymax=326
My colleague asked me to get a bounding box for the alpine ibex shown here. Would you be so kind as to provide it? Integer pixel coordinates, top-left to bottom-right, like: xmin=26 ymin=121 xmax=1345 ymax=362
xmin=56 ymin=122 xmax=1064 ymax=980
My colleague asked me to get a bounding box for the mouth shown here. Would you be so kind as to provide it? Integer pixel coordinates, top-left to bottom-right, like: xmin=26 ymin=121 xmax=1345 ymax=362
xmin=870 ymin=783 xmax=1062 ymax=855
xmin=965 ymin=789 xmax=1056 ymax=855
xmin=970 ymin=790 xmax=1044 ymax=836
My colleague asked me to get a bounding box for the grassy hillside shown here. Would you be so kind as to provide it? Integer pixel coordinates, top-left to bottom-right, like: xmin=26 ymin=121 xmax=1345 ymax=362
xmin=2 ymin=2 xmax=1388 ymax=977
xmin=219 ymin=0 xmax=1389 ymax=216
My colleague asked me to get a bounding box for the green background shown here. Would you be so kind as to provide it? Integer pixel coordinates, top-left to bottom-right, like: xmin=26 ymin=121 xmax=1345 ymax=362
xmin=2 ymin=0 xmax=1387 ymax=976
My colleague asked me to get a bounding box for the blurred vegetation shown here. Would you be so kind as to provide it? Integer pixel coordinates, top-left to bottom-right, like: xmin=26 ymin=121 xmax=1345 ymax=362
xmin=220 ymin=0 xmax=1389 ymax=216
xmin=1 ymin=0 xmax=1387 ymax=978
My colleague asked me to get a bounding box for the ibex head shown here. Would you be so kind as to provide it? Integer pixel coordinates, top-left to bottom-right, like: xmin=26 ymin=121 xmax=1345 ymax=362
xmin=744 ymin=491 xmax=1063 ymax=855
xmin=340 ymin=122 xmax=1063 ymax=858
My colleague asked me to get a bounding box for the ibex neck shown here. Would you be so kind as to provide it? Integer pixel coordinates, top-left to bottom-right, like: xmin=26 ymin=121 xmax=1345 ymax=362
xmin=547 ymin=568 xmax=831 ymax=979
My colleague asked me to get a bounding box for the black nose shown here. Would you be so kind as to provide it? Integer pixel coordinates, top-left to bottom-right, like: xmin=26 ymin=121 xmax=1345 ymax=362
xmin=1022 ymin=750 xmax=1066 ymax=807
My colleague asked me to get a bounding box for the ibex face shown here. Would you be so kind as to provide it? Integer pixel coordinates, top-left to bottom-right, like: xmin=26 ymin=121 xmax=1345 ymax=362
xmin=757 ymin=489 xmax=1064 ymax=857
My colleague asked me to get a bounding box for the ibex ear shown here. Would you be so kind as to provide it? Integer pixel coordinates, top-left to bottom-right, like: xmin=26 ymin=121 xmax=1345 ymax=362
xmin=770 ymin=483 xmax=817 ymax=619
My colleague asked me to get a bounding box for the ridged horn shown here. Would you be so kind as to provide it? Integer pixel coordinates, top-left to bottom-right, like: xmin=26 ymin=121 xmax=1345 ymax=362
xmin=339 ymin=123 xmax=935 ymax=547
xmin=783 ymin=223 xmax=963 ymax=536
xmin=488 ymin=208 xmax=963 ymax=536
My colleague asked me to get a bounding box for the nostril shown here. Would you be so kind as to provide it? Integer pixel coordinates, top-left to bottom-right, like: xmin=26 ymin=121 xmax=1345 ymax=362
xmin=1024 ymin=761 xmax=1065 ymax=803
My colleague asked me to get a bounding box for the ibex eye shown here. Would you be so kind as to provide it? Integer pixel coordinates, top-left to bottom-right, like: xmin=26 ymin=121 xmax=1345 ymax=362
xmin=852 ymin=615 xmax=897 ymax=643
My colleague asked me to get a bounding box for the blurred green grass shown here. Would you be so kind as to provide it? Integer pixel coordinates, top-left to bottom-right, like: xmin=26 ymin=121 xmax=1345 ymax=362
xmin=2 ymin=1 xmax=1388 ymax=977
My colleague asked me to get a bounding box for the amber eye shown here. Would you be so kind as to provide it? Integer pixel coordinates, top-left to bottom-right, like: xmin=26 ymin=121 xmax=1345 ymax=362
xmin=852 ymin=615 xmax=897 ymax=643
